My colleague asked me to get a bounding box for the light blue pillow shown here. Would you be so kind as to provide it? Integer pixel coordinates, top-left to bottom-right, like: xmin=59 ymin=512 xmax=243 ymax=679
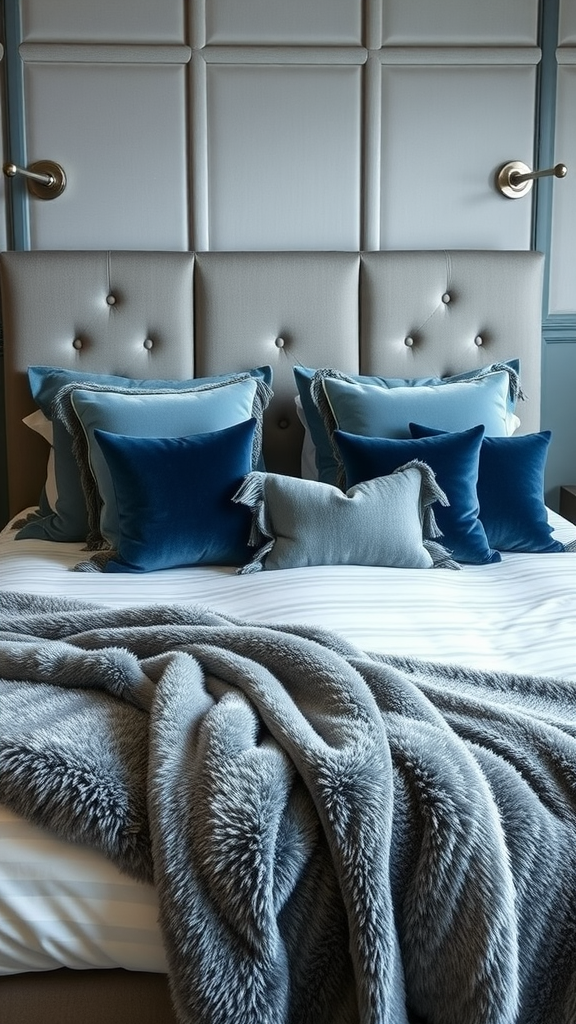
xmin=66 ymin=377 xmax=270 ymax=550
xmin=335 ymin=425 xmax=500 ymax=565
xmin=87 ymin=419 xmax=257 ymax=573
xmin=317 ymin=370 xmax=512 ymax=488
xmin=233 ymin=463 xmax=457 ymax=572
xmin=410 ymin=423 xmax=566 ymax=554
xmin=16 ymin=364 xmax=272 ymax=543
xmin=293 ymin=362 xmax=521 ymax=485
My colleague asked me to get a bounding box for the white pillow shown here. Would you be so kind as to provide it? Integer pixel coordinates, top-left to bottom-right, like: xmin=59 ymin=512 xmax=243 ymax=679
xmin=23 ymin=410 xmax=57 ymax=511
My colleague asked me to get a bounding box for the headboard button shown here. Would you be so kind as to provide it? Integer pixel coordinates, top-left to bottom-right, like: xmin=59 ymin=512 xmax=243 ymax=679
xmin=143 ymin=338 xmax=154 ymax=350
xmin=106 ymin=294 xmax=116 ymax=306
xmin=441 ymin=292 xmax=451 ymax=304
xmin=474 ymin=335 xmax=483 ymax=346
xmin=275 ymin=337 xmax=285 ymax=348
xmin=278 ymin=418 xmax=290 ymax=430
xmin=404 ymin=335 xmax=414 ymax=347
xmin=72 ymin=338 xmax=83 ymax=350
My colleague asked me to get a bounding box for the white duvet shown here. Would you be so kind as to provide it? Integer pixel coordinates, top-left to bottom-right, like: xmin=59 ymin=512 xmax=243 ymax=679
xmin=1 ymin=510 xmax=576 ymax=976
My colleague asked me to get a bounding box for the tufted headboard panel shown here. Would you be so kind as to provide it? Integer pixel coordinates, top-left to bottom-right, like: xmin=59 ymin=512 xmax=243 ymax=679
xmin=1 ymin=249 xmax=544 ymax=519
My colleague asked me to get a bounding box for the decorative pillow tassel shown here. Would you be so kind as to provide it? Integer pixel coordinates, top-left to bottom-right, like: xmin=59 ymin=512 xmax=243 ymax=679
xmin=52 ymin=382 xmax=111 ymax=550
xmin=425 ymin=540 xmax=461 ymax=570
xmin=403 ymin=459 xmax=448 ymax=537
xmin=73 ymin=550 xmax=119 ymax=572
xmin=310 ymin=368 xmax=350 ymax=488
xmin=232 ymin=471 xmax=277 ymax=572
xmin=475 ymin=361 xmax=525 ymax=403
xmin=394 ymin=459 xmax=460 ymax=570
xmin=251 ymin=379 xmax=273 ymax=467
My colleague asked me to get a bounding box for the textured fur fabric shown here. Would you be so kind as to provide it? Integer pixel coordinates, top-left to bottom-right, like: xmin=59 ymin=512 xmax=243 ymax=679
xmin=1 ymin=591 xmax=576 ymax=1024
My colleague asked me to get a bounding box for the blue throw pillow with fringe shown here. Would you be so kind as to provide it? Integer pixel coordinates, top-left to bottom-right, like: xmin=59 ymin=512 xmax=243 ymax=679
xmin=16 ymin=364 xmax=272 ymax=544
xmin=293 ymin=360 xmax=522 ymax=486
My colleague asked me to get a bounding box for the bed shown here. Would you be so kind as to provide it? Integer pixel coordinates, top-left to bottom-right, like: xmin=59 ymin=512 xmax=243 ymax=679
xmin=1 ymin=249 xmax=576 ymax=1024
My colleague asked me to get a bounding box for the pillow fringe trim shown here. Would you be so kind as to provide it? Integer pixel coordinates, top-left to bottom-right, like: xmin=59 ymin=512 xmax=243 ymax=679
xmin=310 ymin=368 xmax=349 ymax=489
xmin=477 ymin=362 xmax=524 ymax=403
xmin=232 ymin=472 xmax=270 ymax=573
xmin=73 ymin=550 xmax=118 ymax=573
xmin=395 ymin=459 xmax=460 ymax=570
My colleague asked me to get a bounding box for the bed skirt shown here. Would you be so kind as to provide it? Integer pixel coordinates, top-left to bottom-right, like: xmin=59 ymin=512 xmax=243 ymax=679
xmin=0 ymin=968 xmax=177 ymax=1024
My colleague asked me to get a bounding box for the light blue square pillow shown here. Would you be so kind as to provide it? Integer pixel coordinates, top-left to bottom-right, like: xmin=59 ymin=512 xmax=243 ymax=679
xmin=63 ymin=376 xmax=270 ymax=550
xmin=317 ymin=370 xmax=512 ymax=488
xmin=16 ymin=364 xmax=272 ymax=543
xmin=233 ymin=463 xmax=457 ymax=572
xmin=293 ymin=361 xmax=521 ymax=485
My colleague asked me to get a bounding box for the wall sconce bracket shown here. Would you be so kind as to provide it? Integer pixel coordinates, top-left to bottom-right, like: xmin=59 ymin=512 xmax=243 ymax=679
xmin=496 ymin=160 xmax=567 ymax=199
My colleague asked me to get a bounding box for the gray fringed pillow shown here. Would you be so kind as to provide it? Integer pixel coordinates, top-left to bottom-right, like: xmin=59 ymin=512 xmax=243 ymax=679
xmin=233 ymin=460 xmax=459 ymax=573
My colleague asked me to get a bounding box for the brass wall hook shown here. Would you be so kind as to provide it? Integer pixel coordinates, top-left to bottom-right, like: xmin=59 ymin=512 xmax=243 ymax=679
xmin=496 ymin=160 xmax=567 ymax=199
xmin=3 ymin=159 xmax=67 ymax=200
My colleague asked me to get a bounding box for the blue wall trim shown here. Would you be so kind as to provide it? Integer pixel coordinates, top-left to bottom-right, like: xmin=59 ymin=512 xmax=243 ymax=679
xmin=534 ymin=0 xmax=573 ymax=324
xmin=3 ymin=0 xmax=29 ymax=251
xmin=534 ymin=0 xmax=576 ymax=505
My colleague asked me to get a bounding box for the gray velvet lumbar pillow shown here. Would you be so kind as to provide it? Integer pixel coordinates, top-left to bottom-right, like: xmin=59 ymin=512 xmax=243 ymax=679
xmin=233 ymin=460 xmax=458 ymax=572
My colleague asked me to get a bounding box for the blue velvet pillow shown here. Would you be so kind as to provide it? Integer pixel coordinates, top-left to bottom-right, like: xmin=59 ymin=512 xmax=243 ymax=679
xmin=293 ymin=361 xmax=521 ymax=485
xmin=68 ymin=377 xmax=268 ymax=550
xmin=335 ymin=424 xmax=500 ymax=565
xmin=16 ymin=364 xmax=272 ymax=543
xmin=90 ymin=418 xmax=257 ymax=573
xmin=410 ymin=423 xmax=565 ymax=553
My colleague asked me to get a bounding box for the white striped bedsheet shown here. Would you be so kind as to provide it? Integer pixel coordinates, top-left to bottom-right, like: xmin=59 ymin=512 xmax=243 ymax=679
xmin=0 ymin=804 xmax=166 ymax=976
xmin=1 ymin=509 xmax=575 ymax=976
xmin=1 ymin=509 xmax=575 ymax=678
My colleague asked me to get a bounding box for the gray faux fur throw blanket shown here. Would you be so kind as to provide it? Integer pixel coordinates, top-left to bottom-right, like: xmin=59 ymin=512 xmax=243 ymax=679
xmin=1 ymin=592 xmax=576 ymax=1024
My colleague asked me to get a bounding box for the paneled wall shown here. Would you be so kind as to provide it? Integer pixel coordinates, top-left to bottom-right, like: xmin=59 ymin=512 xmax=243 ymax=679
xmin=10 ymin=0 xmax=542 ymax=252
xmin=540 ymin=0 xmax=576 ymax=504
xmin=0 ymin=0 xmax=575 ymax=516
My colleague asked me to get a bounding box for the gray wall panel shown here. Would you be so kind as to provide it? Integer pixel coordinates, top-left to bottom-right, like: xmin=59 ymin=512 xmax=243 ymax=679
xmin=22 ymin=62 xmax=189 ymax=250
xmin=0 ymin=0 xmax=574 ymax=515
xmin=21 ymin=0 xmax=185 ymax=43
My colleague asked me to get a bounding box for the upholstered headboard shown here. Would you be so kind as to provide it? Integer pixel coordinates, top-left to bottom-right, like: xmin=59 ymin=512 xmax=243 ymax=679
xmin=0 ymin=249 xmax=545 ymax=519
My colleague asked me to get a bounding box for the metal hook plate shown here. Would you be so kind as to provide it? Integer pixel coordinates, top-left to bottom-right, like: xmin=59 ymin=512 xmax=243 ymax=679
xmin=3 ymin=159 xmax=67 ymax=200
xmin=496 ymin=160 xmax=567 ymax=199
xmin=496 ymin=161 xmax=533 ymax=199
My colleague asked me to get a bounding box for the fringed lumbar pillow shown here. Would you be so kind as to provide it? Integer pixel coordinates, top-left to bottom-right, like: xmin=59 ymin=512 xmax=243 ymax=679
xmin=233 ymin=460 xmax=458 ymax=573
